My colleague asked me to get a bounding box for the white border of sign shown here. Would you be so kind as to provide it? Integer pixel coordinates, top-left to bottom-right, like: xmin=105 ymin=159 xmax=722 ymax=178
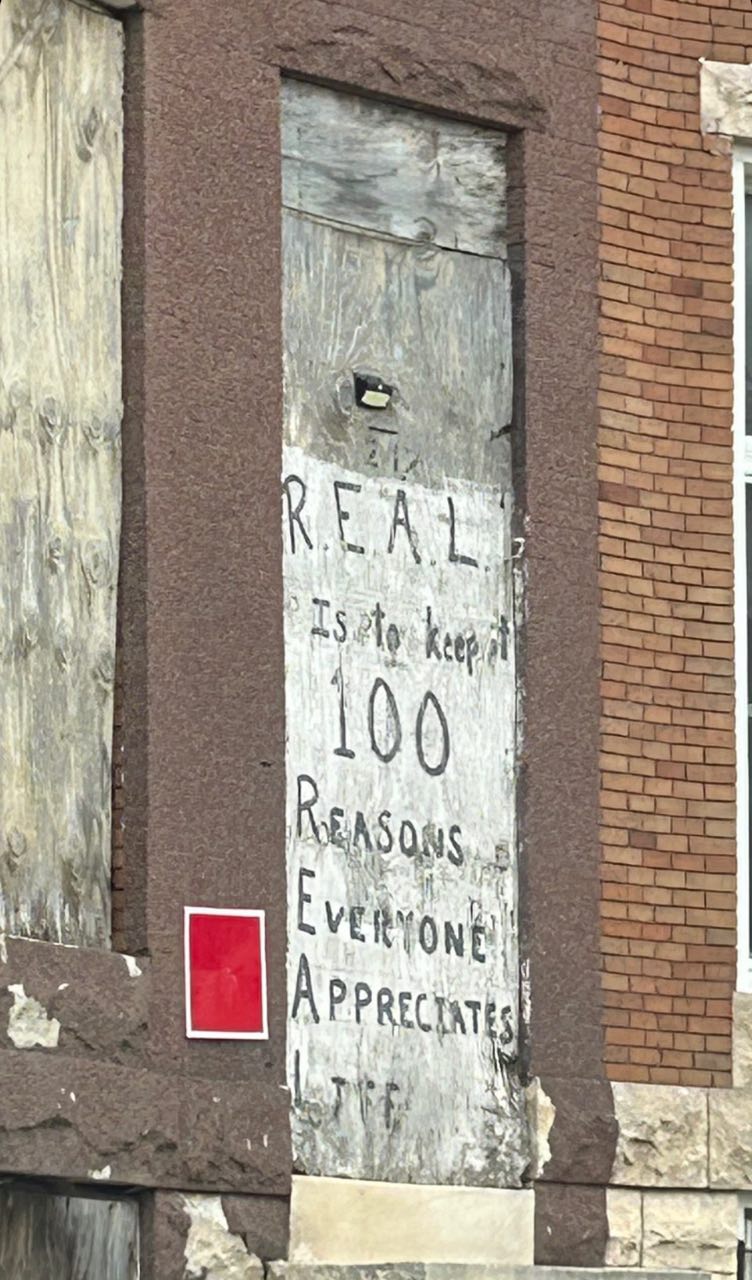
xmin=184 ymin=906 xmax=269 ymax=1040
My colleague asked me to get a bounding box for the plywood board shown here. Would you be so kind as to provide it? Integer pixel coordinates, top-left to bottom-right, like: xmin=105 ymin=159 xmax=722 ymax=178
xmin=0 ymin=0 xmax=124 ymax=944
xmin=282 ymin=79 xmax=507 ymax=259
xmin=0 ymin=1187 xmax=138 ymax=1280
xmin=282 ymin=143 xmax=524 ymax=1181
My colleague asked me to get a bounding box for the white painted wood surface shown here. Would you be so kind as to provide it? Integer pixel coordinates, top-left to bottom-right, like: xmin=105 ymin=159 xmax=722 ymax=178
xmin=282 ymin=80 xmax=508 ymax=259
xmin=0 ymin=0 xmax=123 ymax=944
xmin=282 ymin=84 xmax=524 ymax=1186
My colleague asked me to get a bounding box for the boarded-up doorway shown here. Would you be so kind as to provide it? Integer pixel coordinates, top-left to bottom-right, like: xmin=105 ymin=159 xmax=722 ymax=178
xmin=281 ymin=81 xmax=527 ymax=1186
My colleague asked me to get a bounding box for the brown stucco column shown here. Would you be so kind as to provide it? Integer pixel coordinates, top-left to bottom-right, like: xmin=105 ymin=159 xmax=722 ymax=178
xmin=508 ymin=5 xmax=616 ymax=1259
xmin=118 ymin=0 xmax=611 ymax=1268
xmin=120 ymin=0 xmax=290 ymax=1104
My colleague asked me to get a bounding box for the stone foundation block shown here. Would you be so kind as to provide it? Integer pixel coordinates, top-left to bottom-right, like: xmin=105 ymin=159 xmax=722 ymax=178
xmin=605 ymin=1189 xmax=642 ymax=1269
xmin=641 ymin=1192 xmax=737 ymax=1276
xmin=612 ymin=1083 xmax=708 ymax=1188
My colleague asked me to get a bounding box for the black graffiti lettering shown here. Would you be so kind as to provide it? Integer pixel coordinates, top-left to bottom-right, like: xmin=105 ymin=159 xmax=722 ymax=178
xmin=325 ymin=902 xmax=346 ymax=934
xmin=449 ymin=1000 xmax=467 ymax=1034
xmin=291 ymin=953 xmax=320 ymax=1023
xmin=312 ymin=597 xmax=330 ymax=638
xmin=384 ymin=1082 xmax=400 ymax=1130
xmin=499 ymin=1004 xmax=515 ymax=1046
xmin=448 ymin=825 xmax=464 ymax=867
xmin=283 ymin=474 xmax=312 ymax=553
xmin=353 ymin=811 xmax=373 ymax=852
xmin=485 ymin=1001 xmax=497 ymax=1039
xmin=376 ymin=810 xmax=393 ymax=854
xmin=466 ymin=634 xmax=480 ymax=675
xmin=331 ymin=667 xmax=355 ymax=761
xmin=334 ymin=610 xmax=348 ymax=642
xmin=368 ymin=677 xmax=402 ymax=764
xmin=448 ymin=495 xmax=478 ymax=567
xmin=422 ymin=823 xmax=444 ymax=859
xmin=377 ymin=987 xmax=395 ymax=1026
xmin=350 ymin=907 xmax=365 ymax=943
xmin=498 ymin=615 xmax=510 ymax=661
xmin=374 ymin=909 xmax=393 ymax=948
xmin=435 ymin=995 xmax=447 ymax=1034
xmin=329 ymin=978 xmax=347 ymax=1020
xmin=331 ymin=1076 xmax=346 ymax=1118
xmin=398 ymin=991 xmax=414 ymax=1029
xmin=329 ymin=807 xmax=346 ymax=847
xmin=471 ymin=924 xmax=486 ymax=963
xmin=465 ymin=999 xmax=482 ymax=1034
xmin=297 ymin=867 xmax=316 ymax=936
xmin=296 ymin=775 xmax=320 ymax=841
xmin=415 ymin=993 xmax=432 ymax=1032
xmin=444 ymin=920 xmax=464 ymax=958
xmin=399 ymin=819 xmax=417 ymax=857
xmin=419 ymin=915 xmax=438 ymax=954
xmin=354 ymin=982 xmax=373 ymax=1023
xmin=358 ymin=1078 xmax=375 ymax=1123
xmin=396 ymin=911 xmax=414 ymax=953
xmin=416 ymin=690 xmax=450 ymax=777
xmin=425 ymin=607 xmax=441 ymax=660
xmin=333 ymin=480 xmax=365 ymax=554
xmin=387 ymin=488 xmax=421 ymax=564
xmin=373 ymin=601 xmax=385 ymax=649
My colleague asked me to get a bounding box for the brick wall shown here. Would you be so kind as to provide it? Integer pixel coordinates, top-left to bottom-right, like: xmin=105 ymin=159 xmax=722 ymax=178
xmin=598 ymin=0 xmax=747 ymax=1086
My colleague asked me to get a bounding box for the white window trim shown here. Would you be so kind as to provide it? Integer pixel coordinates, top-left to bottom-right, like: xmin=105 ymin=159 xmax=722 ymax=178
xmin=734 ymin=148 xmax=752 ymax=991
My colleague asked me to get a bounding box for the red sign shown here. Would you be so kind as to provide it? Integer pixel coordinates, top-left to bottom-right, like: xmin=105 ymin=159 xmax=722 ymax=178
xmin=184 ymin=907 xmax=268 ymax=1039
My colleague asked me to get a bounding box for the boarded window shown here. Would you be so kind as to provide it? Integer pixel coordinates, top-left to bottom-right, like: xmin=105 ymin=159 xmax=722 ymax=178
xmin=0 ymin=1186 xmax=138 ymax=1280
xmin=282 ymin=81 xmax=526 ymax=1186
xmin=0 ymin=0 xmax=124 ymax=945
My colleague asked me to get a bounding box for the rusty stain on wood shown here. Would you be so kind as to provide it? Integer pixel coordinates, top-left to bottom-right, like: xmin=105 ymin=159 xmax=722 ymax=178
xmin=0 ymin=0 xmax=124 ymax=944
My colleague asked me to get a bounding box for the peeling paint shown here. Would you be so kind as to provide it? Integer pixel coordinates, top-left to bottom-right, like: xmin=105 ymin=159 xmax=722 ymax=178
xmin=123 ymin=955 xmax=142 ymax=978
xmin=0 ymin=934 xmax=7 ymax=965
xmin=89 ymin=1165 xmax=112 ymax=1181
xmin=7 ymin=983 xmax=60 ymax=1048
xmin=525 ymin=1078 xmax=556 ymax=1179
xmin=181 ymin=1194 xmax=261 ymax=1280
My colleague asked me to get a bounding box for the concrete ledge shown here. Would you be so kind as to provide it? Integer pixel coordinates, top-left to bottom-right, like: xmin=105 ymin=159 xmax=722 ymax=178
xmin=288 ymin=1177 xmax=534 ymax=1266
xmin=271 ymin=1267 xmax=710 ymax=1280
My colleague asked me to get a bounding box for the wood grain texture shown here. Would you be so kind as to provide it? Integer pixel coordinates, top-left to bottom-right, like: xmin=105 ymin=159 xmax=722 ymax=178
xmin=0 ymin=1187 xmax=138 ymax=1280
xmin=282 ymin=91 xmax=523 ymax=1185
xmin=282 ymin=79 xmax=507 ymax=259
xmin=0 ymin=0 xmax=123 ymax=944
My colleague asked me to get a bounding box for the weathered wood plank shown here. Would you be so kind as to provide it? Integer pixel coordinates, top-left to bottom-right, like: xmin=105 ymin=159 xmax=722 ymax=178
xmin=282 ymin=97 xmax=522 ymax=1184
xmin=0 ymin=0 xmax=124 ymax=944
xmin=0 ymin=1186 xmax=138 ymax=1280
xmin=282 ymin=79 xmax=507 ymax=258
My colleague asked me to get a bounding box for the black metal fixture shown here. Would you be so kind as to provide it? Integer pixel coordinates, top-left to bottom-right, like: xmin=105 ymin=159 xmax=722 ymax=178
xmin=354 ymin=372 xmax=394 ymax=410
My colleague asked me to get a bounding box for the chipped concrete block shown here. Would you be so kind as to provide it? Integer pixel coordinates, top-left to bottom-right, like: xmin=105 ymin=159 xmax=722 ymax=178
xmin=525 ymin=1078 xmax=556 ymax=1180
xmin=612 ymin=1083 xmax=708 ymax=1187
xmin=709 ymin=1086 xmax=752 ymax=1188
xmin=642 ymin=1191 xmax=738 ymax=1275
xmin=733 ymin=992 xmax=752 ymax=1088
xmin=605 ymin=1189 xmax=642 ymax=1268
xmin=6 ymin=983 xmax=60 ymax=1049
xmin=289 ymin=1176 xmax=534 ymax=1265
xmin=700 ymin=60 xmax=752 ymax=139
xmin=181 ymin=1195 xmax=263 ymax=1280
